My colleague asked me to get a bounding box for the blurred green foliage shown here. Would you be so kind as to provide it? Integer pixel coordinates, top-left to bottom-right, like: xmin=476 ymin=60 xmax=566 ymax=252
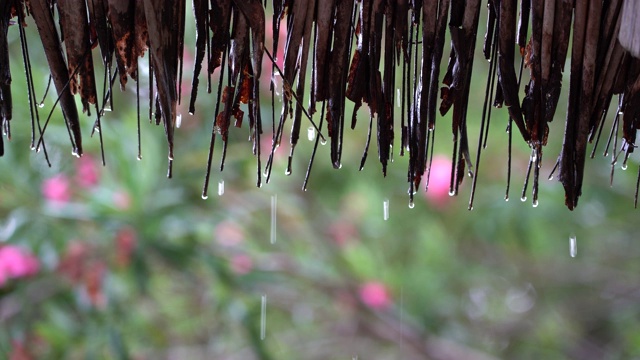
xmin=2 ymin=10 xmax=640 ymax=360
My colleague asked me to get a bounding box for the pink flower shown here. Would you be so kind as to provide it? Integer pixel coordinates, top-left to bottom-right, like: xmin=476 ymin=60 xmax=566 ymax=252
xmin=424 ymin=155 xmax=452 ymax=207
xmin=115 ymin=227 xmax=137 ymax=267
xmin=230 ymin=254 xmax=253 ymax=275
xmin=328 ymin=220 xmax=358 ymax=247
xmin=113 ymin=191 xmax=132 ymax=210
xmin=215 ymin=221 xmax=244 ymax=247
xmin=75 ymin=155 xmax=100 ymax=188
xmin=260 ymin=133 xmax=287 ymax=164
xmin=41 ymin=175 xmax=71 ymax=203
xmin=0 ymin=245 xmax=40 ymax=286
xmin=359 ymin=281 xmax=392 ymax=310
xmin=10 ymin=340 xmax=32 ymax=360
xmin=57 ymin=241 xmax=107 ymax=309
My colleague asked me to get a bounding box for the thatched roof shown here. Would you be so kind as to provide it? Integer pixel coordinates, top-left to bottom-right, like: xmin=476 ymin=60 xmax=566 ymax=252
xmin=1 ymin=0 xmax=640 ymax=210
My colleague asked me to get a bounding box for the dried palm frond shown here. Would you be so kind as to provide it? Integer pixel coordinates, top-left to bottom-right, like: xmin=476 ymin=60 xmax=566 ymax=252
xmin=1 ymin=0 xmax=640 ymax=210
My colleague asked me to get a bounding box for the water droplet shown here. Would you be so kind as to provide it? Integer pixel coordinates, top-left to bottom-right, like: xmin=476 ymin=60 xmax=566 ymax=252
xmin=137 ymin=155 xmax=142 ymax=161
xmin=505 ymin=195 xmax=510 ymax=201
xmin=396 ymin=88 xmax=401 ymax=106
xmin=201 ymin=194 xmax=208 ymax=200
xmin=569 ymin=235 xmax=577 ymax=258
xmin=307 ymin=126 xmax=315 ymax=141
xmin=532 ymin=199 xmax=539 ymax=207
xmin=520 ymin=195 xmax=527 ymax=202
xmin=218 ymin=180 xmax=225 ymax=196
xmin=448 ymin=190 xmax=455 ymax=196
xmin=383 ymin=199 xmax=390 ymax=220
xmin=408 ymin=200 xmax=415 ymax=209
xmin=38 ymin=103 xmax=45 ymax=109
xmin=621 ymin=162 xmax=628 ymax=170
xmin=285 ymin=168 xmax=292 ymax=176
xmin=270 ymin=194 xmax=277 ymax=245
xmin=260 ymin=294 xmax=267 ymax=340
xmin=176 ymin=113 xmax=182 ymax=128
xmin=320 ymin=137 xmax=327 ymax=145
xmin=548 ymin=174 xmax=554 ymax=181
xmin=93 ymin=126 xmax=100 ymax=133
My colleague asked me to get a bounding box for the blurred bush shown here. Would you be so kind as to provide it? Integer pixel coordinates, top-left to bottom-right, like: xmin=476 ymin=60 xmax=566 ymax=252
xmin=2 ymin=11 xmax=640 ymax=360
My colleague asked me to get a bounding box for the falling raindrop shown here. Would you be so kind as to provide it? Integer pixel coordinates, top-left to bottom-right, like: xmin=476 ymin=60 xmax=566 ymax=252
xmin=570 ymin=235 xmax=577 ymax=258
xmin=218 ymin=180 xmax=225 ymax=196
xmin=270 ymin=194 xmax=277 ymax=244
xmin=307 ymin=126 xmax=315 ymax=141
xmin=176 ymin=113 xmax=182 ymax=128
xmin=383 ymin=198 xmax=390 ymax=220
xmin=260 ymin=294 xmax=267 ymax=340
